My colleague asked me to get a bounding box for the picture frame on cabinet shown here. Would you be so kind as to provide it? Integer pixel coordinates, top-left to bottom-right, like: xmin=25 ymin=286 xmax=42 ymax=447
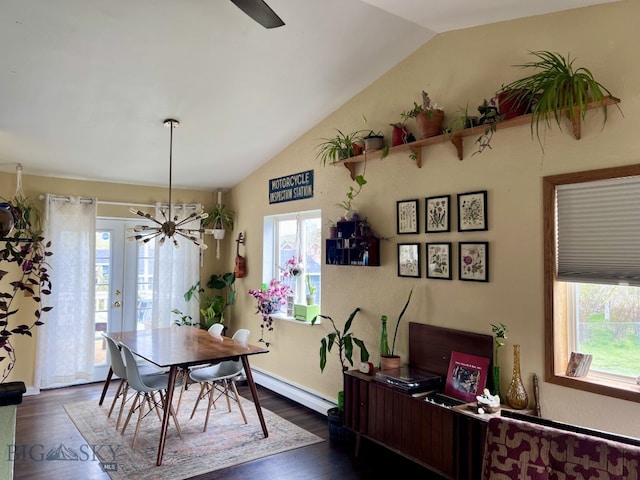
xmin=397 ymin=199 xmax=419 ymax=234
xmin=425 ymin=195 xmax=451 ymax=233
xmin=459 ymin=242 xmax=489 ymax=282
xmin=397 ymin=243 xmax=421 ymax=278
xmin=457 ymin=190 xmax=487 ymax=232
xmin=426 ymin=242 xmax=452 ymax=280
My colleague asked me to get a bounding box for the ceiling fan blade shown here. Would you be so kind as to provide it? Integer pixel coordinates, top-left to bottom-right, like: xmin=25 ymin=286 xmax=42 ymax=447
xmin=230 ymin=0 xmax=285 ymax=29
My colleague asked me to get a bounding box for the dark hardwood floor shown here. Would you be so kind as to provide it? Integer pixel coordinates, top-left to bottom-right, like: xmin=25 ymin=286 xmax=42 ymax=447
xmin=14 ymin=381 xmax=446 ymax=480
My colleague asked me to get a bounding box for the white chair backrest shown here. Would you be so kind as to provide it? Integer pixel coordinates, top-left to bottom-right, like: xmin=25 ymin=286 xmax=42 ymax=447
xmin=121 ymin=343 xmax=153 ymax=393
xmin=231 ymin=328 xmax=250 ymax=345
xmin=104 ymin=334 xmax=127 ymax=379
xmin=208 ymin=323 xmax=224 ymax=336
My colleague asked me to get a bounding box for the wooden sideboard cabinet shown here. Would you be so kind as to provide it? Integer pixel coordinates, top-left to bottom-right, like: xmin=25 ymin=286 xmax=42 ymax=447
xmin=344 ymin=370 xmax=455 ymax=479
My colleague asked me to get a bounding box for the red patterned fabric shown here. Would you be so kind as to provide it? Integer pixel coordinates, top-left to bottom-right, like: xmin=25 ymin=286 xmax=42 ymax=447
xmin=481 ymin=417 xmax=640 ymax=480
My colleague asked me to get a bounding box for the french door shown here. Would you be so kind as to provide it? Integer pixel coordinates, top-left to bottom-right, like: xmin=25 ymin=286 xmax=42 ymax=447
xmin=93 ymin=218 xmax=154 ymax=380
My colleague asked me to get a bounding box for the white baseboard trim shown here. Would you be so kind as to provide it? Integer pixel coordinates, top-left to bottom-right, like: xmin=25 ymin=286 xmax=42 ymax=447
xmin=250 ymin=367 xmax=335 ymax=416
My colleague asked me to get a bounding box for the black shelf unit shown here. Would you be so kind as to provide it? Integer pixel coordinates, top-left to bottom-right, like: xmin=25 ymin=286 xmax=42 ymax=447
xmin=325 ymin=220 xmax=380 ymax=266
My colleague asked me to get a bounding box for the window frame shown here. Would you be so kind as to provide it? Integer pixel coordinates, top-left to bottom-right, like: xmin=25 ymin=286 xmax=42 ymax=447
xmin=262 ymin=209 xmax=322 ymax=320
xmin=544 ymin=163 xmax=640 ymax=403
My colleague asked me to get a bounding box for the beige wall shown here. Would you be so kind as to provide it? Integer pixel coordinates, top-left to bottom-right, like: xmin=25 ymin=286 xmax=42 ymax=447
xmin=230 ymin=1 xmax=640 ymax=436
xmin=0 ymin=171 xmax=230 ymax=385
xmin=4 ymin=0 xmax=639 ymax=437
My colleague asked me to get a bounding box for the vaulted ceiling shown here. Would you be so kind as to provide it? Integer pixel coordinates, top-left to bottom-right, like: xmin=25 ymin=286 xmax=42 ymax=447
xmin=0 ymin=0 xmax=620 ymax=190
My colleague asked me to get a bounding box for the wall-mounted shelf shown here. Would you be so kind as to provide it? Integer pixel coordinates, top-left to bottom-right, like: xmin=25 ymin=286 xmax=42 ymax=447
xmin=333 ymin=96 xmax=621 ymax=180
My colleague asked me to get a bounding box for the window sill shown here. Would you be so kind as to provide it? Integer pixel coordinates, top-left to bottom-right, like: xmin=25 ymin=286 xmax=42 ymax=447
xmin=271 ymin=312 xmax=320 ymax=325
xmin=547 ymin=373 xmax=640 ymax=403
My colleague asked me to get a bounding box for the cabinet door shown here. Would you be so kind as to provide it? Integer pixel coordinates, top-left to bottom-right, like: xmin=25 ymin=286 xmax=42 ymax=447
xmin=344 ymin=372 xmax=369 ymax=434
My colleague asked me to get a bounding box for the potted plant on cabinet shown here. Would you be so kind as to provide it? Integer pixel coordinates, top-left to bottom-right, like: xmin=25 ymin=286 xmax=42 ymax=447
xmin=379 ymin=288 xmax=413 ymax=370
xmin=305 ymin=274 xmax=316 ymax=305
xmin=311 ymin=307 xmax=369 ymax=442
xmin=498 ymin=50 xmax=620 ymax=145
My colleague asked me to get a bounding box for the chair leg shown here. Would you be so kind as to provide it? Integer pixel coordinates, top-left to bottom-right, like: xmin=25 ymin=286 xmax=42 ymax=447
xmin=176 ymin=370 xmax=187 ymax=415
xmin=107 ymin=379 xmax=125 ymax=418
xmin=203 ymin=383 xmax=216 ymax=433
xmin=190 ymin=383 xmax=208 ymax=420
xmin=131 ymin=393 xmax=147 ymax=448
xmin=162 ymin=390 xmax=183 ymax=439
xmin=223 ymin=380 xmax=232 ymax=413
xmin=115 ymin=383 xmax=130 ymax=431
xmin=149 ymin=392 xmax=163 ymax=422
xmin=230 ymin=380 xmax=248 ymax=424
xmin=121 ymin=392 xmax=140 ymax=435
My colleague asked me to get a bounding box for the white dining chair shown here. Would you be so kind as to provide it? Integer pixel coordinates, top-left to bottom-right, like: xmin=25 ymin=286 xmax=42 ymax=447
xmin=120 ymin=343 xmax=184 ymax=448
xmin=188 ymin=329 xmax=250 ymax=432
xmin=102 ymin=334 xmax=164 ymax=431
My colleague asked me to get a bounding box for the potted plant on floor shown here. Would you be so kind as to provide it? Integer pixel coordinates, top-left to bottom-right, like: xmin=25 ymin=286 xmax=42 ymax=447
xmin=498 ymin=50 xmax=619 ymax=146
xmin=311 ymin=307 xmax=369 ymax=442
xmin=379 ymin=288 xmax=413 ymax=370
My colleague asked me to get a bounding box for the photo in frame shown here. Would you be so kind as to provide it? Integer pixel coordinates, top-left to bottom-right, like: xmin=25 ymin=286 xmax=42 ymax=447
xmin=443 ymin=351 xmax=490 ymax=403
xmin=397 ymin=199 xmax=419 ymax=234
xmin=459 ymin=242 xmax=489 ymax=282
xmin=425 ymin=195 xmax=450 ymax=233
xmin=397 ymin=243 xmax=421 ymax=278
xmin=426 ymin=242 xmax=452 ymax=280
xmin=457 ymin=190 xmax=487 ymax=232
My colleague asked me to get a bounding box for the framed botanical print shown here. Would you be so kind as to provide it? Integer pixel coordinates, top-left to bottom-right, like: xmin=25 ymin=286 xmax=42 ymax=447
xmin=397 ymin=243 xmax=421 ymax=278
xmin=459 ymin=242 xmax=489 ymax=282
xmin=425 ymin=195 xmax=450 ymax=233
xmin=457 ymin=190 xmax=487 ymax=232
xmin=426 ymin=242 xmax=452 ymax=280
xmin=397 ymin=199 xmax=419 ymax=234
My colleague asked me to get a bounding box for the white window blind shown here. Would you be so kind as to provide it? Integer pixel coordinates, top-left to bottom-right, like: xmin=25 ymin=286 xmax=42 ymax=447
xmin=556 ymin=175 xmax=640 ymax=285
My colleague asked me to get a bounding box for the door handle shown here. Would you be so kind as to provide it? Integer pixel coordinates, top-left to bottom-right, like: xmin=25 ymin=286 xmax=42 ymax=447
xmin=114 ymin=301 xmax=122 ymax=308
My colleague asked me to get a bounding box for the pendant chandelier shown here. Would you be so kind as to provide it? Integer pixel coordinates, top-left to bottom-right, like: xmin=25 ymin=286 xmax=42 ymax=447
xmin=128 ymin=119 xmax=208 ymax=249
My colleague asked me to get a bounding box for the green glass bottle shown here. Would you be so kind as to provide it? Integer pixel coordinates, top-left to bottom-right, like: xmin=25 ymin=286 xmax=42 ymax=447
xmin=379 ymin=315 xmax=390 ymax=368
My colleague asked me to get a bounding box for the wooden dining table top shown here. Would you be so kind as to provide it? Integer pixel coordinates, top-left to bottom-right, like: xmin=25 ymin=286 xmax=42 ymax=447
xmin=111 ymin=326 xmax=269 ymax=368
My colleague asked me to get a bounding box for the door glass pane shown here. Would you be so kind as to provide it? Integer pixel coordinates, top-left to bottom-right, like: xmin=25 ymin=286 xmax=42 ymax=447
xmin=94 ymin=231 xmax=111 ymax=366
xmin=136 ymin=242 xmax=154 ymax=330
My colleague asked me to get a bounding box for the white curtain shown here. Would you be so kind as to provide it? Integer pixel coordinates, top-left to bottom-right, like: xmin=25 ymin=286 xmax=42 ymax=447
xmin=151 ymin=203 xmax=202 ymax=328
xmin=37 ymin=195 xmax=97 ymax=388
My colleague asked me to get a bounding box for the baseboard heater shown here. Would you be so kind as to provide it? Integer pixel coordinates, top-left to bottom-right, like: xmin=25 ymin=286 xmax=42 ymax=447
xmin=250 ymin=367 xmax=335 ymax=415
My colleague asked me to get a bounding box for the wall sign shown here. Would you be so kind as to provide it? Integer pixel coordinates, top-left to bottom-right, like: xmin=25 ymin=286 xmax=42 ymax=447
xmin=269 ymin=170 xmax=314 ymax=204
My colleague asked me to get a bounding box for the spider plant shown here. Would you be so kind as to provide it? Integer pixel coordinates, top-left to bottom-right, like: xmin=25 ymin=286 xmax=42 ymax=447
xmin=499 ymin=50 xmax=618 ymax=143
xmin=315 ymin=129 xmax=365 ymax=166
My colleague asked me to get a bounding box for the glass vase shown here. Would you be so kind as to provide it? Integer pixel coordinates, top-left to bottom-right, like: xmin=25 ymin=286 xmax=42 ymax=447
xmin=491 ymin=365 xmax=500 ymax=397
xmin=506 ymin=344 xmax=529 ymax=409
xmin=379 ymin=315 xmax=390 ymax=368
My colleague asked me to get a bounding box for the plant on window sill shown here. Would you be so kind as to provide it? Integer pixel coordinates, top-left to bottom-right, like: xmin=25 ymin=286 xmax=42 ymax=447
xmin=248 ymin=279 xmax=292 ymax=346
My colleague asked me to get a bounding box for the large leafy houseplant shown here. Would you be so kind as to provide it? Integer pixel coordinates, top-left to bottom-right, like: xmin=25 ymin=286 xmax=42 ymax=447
xmin=499 ymin=50 xmax=618 ymax=144
xmin=312 ymin=307 xmax=369 ymax=429
xmin=0 ymin=237 xmax=53 ymax=384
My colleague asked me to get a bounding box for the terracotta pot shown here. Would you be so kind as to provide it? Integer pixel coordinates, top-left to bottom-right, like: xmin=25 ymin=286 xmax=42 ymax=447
xmin=497 ymin=90 xmax=529 ymax=119
xmin=380 ymin=355 xmax=401 ymax=371
xmin=416 ymin=110 xmax=445 ymax=138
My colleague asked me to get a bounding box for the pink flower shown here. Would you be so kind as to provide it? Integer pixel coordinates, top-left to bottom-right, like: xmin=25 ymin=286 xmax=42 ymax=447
xmin=463 ymin=255 xmax=473 ymax=266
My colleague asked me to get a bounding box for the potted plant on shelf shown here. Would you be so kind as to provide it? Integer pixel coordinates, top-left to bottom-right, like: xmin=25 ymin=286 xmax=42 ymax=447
xmin=311 ymin=307 xmax=369 ymax=442
xmin=379 ymin=288 xmax=413 ymax=370
xmin=315 ymin=129 xmax=365 ymax=166
xmin=204 ymin=202 xmax=235 ymax=240
xmin=404 ymin=91 xmax=445 ymax=139
xmin=498 ymin=50 xmax=619 ymax=145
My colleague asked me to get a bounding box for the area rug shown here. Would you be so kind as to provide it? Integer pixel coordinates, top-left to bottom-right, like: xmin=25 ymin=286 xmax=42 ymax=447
xmin=63 ymin=387 xmax=324 ymax=480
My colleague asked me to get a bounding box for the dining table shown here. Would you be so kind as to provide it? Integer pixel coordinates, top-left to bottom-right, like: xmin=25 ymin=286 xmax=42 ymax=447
xmin=102 ymin=326 xmax=269 ymax=466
